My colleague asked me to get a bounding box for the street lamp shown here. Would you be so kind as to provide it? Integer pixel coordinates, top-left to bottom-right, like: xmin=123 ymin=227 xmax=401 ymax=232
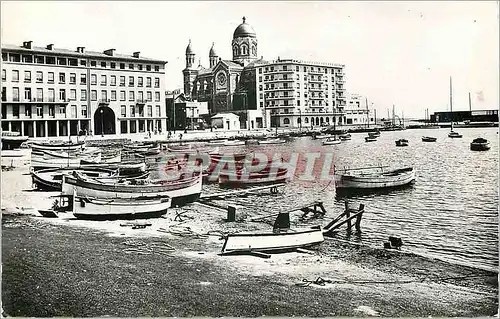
xmin=100 ymin=108 xmax=104 ymax=137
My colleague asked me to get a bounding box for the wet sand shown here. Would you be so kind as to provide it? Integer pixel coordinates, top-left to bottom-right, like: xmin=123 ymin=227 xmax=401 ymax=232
xmin=1 ymin=156 xmax=498 ymax=317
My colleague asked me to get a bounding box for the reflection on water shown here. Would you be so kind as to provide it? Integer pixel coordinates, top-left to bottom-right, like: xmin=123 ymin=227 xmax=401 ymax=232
xmin=158 ymin=127 xmax=499 ymax=269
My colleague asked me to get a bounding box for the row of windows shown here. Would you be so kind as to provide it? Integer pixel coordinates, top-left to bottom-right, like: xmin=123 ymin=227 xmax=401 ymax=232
xmin=3 ymin=87 xmax=162 ymax=103
xmin=259 ymin=65 xmax=343 ymax=74
xmin=2 ymin=53 xmax=161 ymax=72
xmin=2 ymin=69 xmax=161 ymax=88
xmin=262 ymin=99 xmax=331 ymax=107
xmin=7 ymin=104 xmax=163 ymax=119
xmin=259 ymin=74 xmax=343 ymax=83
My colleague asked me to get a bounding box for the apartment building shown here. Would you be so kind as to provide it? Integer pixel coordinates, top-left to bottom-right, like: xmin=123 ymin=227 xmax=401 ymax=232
xmin=1 ymin=41 xmax=167 ymax=138
xmin=345 ymin=93 xmax=375 ymax=127
xmin=253 ymin=59 xmax=346 ymax=128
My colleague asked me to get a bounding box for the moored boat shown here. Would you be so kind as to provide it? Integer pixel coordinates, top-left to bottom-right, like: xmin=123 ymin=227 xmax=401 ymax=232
xmin=365 ymin=136 xmax=377 ymax=142
xmin=368 ymin=131 xmax=381 ymax=138
xmin=218 ymin=167 xmax=288 ymax=187
xmin=470 ymin=138 xmax=490 ymax=151
xmin=31 ymin=141 xmax=85 ymax=152
xmin=221 ymin=225 xmax=324 ymax=254
xmin=334 ymin=166 xmax=416 ymax=190
xmin=73 ymin=194 xmax=171 ymax=220
xmin=339 ymin=133 xmax=351 ymax=141
xmin=448 ymin=131 xmax=463 ymax=138
xmin=323 ymin=137 xmax=341 ymax=145
xmin=258 ymin=138 xmax=286 ymax=145
xmin=395 ymin=139 xmax=409 ymax=147
xmin=422 ymin=136 xmax=437 ymax=142
xmin=223 ymin=140 xmax=246 ymax=146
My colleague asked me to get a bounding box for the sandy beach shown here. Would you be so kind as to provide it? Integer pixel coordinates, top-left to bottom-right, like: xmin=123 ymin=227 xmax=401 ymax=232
xmin=1 ymin=152 xmax=498 ymax=317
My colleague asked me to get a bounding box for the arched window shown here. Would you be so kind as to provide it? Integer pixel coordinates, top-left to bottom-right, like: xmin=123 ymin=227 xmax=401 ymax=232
xmin=315 ymin=117 xmax=320 ymax=126
xmin=304 ymin=117 xmax=309 ymax=124
xmin=325 ymin=117 xmax=329 ymax=122
xmin=233 ymin=45 xmax=239 ymax=56
xmin=320 ymin=117 xmax=324 ymax=124
xmin=283 ymin=118 xmax=290 ymax=125
xmin=241 ymin=44 xmax=248 ymax=55
xmin=252 ymin=45 xmax=256 ymax=55
xmin=311 ymin=117 xmax=314 ymax=126
xmin=297 ymin=118 xmax=301 ymax=124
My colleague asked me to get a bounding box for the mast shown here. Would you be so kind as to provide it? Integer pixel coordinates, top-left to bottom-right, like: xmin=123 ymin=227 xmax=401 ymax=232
xmin=468 ymin=92 xmax=472 ymax=112
xmin=392 ymin=104 xmax=395 ymax=127
xmin=365 ymin=97 xmax=369 ymax=128
xmin=450 ymin=76 xmax=453 ymax=131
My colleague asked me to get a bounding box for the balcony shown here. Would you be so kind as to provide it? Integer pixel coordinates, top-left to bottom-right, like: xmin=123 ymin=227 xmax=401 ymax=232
xmin=136 ymin=98 xmax=148 ymax=105
xmin=265 ymin=86 xmax=295 ymax=91
xmin=308 ymin=78 xmax=323 ymax=84
xmin=308 ymin=70 xmax=323 ymax=75
xmin=335 ymin=72 xmax=345 ymax=77
xmin=309 ymin=87 xmax=323 ymax=92
xmin=6 ymin=97 xmax=69 ymax=104
xmin=98 ymin=99 xmax=111 ymax=105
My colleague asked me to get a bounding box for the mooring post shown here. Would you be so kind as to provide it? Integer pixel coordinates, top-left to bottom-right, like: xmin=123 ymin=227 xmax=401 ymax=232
xmin=355 ymin=204 xmax=365 ymax=232
xmin=227 ymin=206 xmax=236 ymax=222
xmin=344 ymin=201 xmax=351 ymax=231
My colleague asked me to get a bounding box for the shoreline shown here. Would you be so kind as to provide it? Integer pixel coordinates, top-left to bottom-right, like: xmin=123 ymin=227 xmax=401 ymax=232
xmin=1 ymin=158 xmax=498 ymax=316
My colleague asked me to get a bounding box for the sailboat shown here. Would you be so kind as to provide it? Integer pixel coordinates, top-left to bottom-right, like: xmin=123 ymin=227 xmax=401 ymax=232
xmin=422 ymin=108 xmax=438 ymax=142
xmin=448 ymin=77 xmax=463 ymax=138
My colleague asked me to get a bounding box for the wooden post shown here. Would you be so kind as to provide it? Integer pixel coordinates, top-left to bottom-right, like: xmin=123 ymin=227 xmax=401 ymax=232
xmin=355 ymin=204 xmax=364 ymax=232
xmin=227 ymin=206 xmax=236 ymax=222
xmin=345 ymin=201 xmax=351 ymax=231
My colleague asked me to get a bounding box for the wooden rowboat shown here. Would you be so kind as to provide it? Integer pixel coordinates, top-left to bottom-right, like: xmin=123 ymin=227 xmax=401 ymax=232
xmin=31 ymin=141 xmax=85 ymax=151
xmin=334 ymin=166 xmax=415 ymax=190
xmin=470 ymin=138 xmax=490 ymax=151
xmin=31 ymin=167 xmax=117 ymax=191
xmin=221 ymin=225 xmax=324 ymax=254
xmin=422 ymin=136 xmax=437 ymax=142
xmin=62 ymin=171 xmax=202 ymax=207
xmin=218 ymin=168 xmax=288 ymax=187
xmin=73 ymin=194 xmax=171 ymax=220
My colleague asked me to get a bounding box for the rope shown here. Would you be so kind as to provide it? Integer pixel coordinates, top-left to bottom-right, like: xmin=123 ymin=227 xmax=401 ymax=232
xmin=295 ymin=274 xmax=494 ymax=287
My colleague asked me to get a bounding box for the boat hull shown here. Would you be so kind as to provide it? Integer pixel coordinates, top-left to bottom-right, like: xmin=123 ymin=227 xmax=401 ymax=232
xmin=422 ymin=137 xmax=437 ymax=142
xmin=221 ymin=226 xmax=324 ymax=254
xmin=31 ymin=168 xmax=117 ymax=191
xmin=73 ymin=196 xmax=171 ymax=220
xmin=62 ymin=173 xmax=202 ymax=208
xmin=470 ymin=143 xmax=490 ymax=151
xmin=335 ymin=167 xmax=416 ymax=190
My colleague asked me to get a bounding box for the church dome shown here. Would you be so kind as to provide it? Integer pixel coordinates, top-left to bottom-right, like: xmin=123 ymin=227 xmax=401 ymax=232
xmin=209 ymin=42 xmax=217 ymax=57
xmin=185 ymin=39 xmax=194 ymax=55
xmin=233 ymin=17 xmax=256 ymax=38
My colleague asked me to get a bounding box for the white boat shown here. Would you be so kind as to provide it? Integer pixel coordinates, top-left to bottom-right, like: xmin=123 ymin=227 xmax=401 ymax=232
xmin=334 ymin=166 xmax=415 ymax=190
xmin=323 ymin=137 xmax=341 ymax=145
xmin=221 ymin=225 xmax=324 ymax=254
xmin=62 ymin=171 xmax=202 ymax=207
xmin=395 ymin=139 xmax=409 ymax=147
xmin=223 ymin=140 xmax=246 ymax=146
xmin=339 ymin=133 xmax=351 ymax=141
xmin=258 ymin=138 xmax=286 ymax=145
xmin=73 ymin=193 xmax=171 ymax=220
xmin=31 ymin=141 xmax=85 ymax=152
xmin=448 ymin=77 xmax=462 ymax=138
xmin=31 ymin=156 xmax=83 ymax=169
xmin=365 ymin=136 xmax=377 ymax=142
xmin=470 ymin=138 xmax=490 ymax=151
xmin=312 ymin=134 xmax=333 ymax=140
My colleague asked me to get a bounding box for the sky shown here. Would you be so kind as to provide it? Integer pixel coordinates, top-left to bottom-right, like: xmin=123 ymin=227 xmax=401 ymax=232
xmin=1 ymin=1 xmax=498 ymax=118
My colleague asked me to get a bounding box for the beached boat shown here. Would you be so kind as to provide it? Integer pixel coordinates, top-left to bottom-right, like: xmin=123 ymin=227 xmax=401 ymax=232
xmin=395 ymin=139 xmax=409 ymax=147
xmin=30 ymin=156 xmax=84 ymax=170
xmin=1 ymin=131 xmax=29 ymax=150
xmin=470 ymin=138 xmax=490 ymax=151
xmin=258 ymin=138 xmax=286 ymax=145
xmin=221 ymin=225 xmax=324 ymax=254
xmin=323 ymin=137 xmax=341 ymax=145
xmin=31 ymin=167 xmax=117 ymax=191
xmin=334 ymin=166 xmax=416 ymax=190
xmin=422 ymin=136 xmax=437 ymax=142
xmin=73 ymin=194 xmax=171 ymax=220
xmin=62 ymin=171 xmax=202 ymax=207
xmin=365 ymin=136 xmax=377 ymax=142
xmin=31 ymin=141 xmax=85 ymax=151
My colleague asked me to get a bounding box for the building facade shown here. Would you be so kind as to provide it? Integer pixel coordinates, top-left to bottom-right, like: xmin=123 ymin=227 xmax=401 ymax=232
xmin=182 ymin=17 xmax=348 ymax=130
xmin=1 ymin=41 xmax=168 ymax=138
xmin=344 ymin=93 xmax=375 ymax=127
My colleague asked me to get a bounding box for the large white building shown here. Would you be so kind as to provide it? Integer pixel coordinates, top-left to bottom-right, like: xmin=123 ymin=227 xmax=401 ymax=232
xmin=183 ymin=17 xmax=347 ymax=130
xmin=1 ymin=41 xmax=168 ymax=138
xmin=345 ymin=93 xmax=375 ymax=127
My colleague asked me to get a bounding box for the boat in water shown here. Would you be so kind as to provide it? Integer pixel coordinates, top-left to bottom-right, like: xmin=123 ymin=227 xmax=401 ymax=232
xmin=223 ymin=140 xmax=246 ymax=146
xmin=334 ymin=166 xmax=416 ymax=191
xmin=339 ymin=133 xmax=351 ymax=141
xmin=448 ymin=76 xmax=462 ymax=138
xmin=62 ymin=171 xmax=202 ymax=207
xmin=365 ymin=136 xmax=377 ymax=142
xmin=395 ymin=139 xmax=409 ymax=147
xmin=258 ymin=138 xmax=286 ymax=145
xmin=448 ymin=131 xmax=463 ymax=138
xmin=323 ymin=137 xmax=341 ymax=145
xmin=422 ymin=136 xmax=437 ymax=142
xmin=470 ymin=138 xmax=491 ymax=151
xmin=73 ymin=193 xmax=171 ymax=220
xmin=218 ymin=167 xmax=288 ymax=187
xmin=221 ymin=225 xmax=324 ymax=254
xmin=368 ymin=131 xmax=381 ymax=138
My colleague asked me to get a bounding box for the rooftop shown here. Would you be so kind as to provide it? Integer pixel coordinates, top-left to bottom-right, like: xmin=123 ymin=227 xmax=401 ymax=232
xmin=2 ymin=42 xmax=167 ymax=64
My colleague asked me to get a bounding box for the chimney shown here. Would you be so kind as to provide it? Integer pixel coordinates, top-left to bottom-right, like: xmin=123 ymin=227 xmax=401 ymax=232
xmin=133 ymin=52 xmax=140 ymax=58
xmin=104 ymin=49 xmax=116 ymax=56
xmin=46 ymin=44 xmax=54 ymax=50
xmin=77 ymin=46 xmax=85 ymax=53
xmin=23 ymin=41 xmax=33 ymax=49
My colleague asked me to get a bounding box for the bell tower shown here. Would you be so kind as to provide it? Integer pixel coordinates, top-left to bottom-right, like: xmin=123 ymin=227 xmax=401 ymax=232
xmin=182 ymin=39 xmax=198 ymax=98
xmin=232 ymin=17 xmax=258 ymax=66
